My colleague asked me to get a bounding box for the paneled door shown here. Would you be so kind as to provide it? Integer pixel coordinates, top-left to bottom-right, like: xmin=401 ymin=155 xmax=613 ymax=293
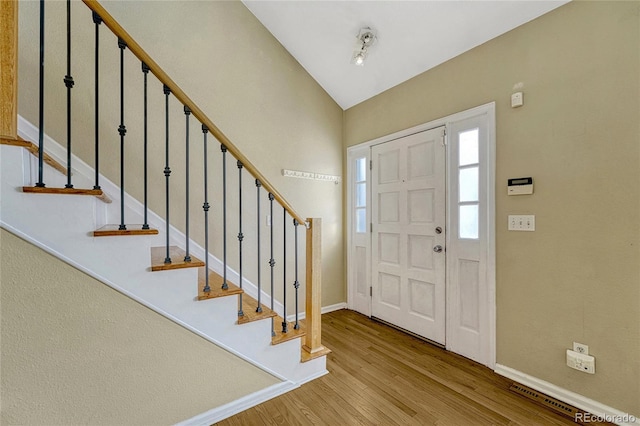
xmin=446 ymin=114 xmax=493 ymax=366
xmin=371 ymin=127 xmax=446 ymax=344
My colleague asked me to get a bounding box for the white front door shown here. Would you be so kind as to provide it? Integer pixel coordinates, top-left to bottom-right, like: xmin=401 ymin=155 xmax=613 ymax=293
xmin=371 ymin=127 xmax=446 ymax=344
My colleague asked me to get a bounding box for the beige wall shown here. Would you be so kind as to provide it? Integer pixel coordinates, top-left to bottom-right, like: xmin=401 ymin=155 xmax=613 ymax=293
xmin=17 ymin=0 xmax=345 ymax=308
xmin=344 ymin=1 xmax=639 ymax=415
xmin=0 ymin=229 xmax=279 ymax=425
xmin=13 ymin=0 xmax=639 ymax=417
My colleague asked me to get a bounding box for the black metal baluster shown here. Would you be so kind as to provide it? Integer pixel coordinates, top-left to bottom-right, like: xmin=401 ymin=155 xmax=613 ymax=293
xmin=64 ymin=0 xmax=74 ymax=188
xmin=141 ymin=62 xmax=150 ymax=229
xmin=184 ymin=106 xmax=192 ymax=262
xmin=117 ymin=38 xmax=127 ymax=230
xmin=237 ymin=160 xmax=244 ymax=317
xmin=92 ymin=12 xmax=102 ymax=190
xmin=269 ymin=193 xmax=276 ymax=336
xmin=202 ymin=125 xmax=211 ymax=293
xmin=220 ymin=144 xmax=228 ymax=290
xmin=293 ymin=219 xmax=300 ymax=330
xmin=255 ymin=179 xmax=262 ymax=313
xmin=282 ymin=207 xmax=288 ymax=333
xmin=163 ymin=84 xmax=172 ymax=264
xmin=36 ymin=0 xmax=45 ymax=188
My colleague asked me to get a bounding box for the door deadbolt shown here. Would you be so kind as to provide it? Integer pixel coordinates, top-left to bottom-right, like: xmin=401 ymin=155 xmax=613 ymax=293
xmin=433 ymin=245 xmax=443 ymax=253
xmin=435 ymin=226 xmax=442 ymax=234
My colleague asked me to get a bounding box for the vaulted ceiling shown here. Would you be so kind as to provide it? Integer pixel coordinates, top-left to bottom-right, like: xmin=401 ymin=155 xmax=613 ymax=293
xmin=243 ymin=1 xmax=569 ymax=109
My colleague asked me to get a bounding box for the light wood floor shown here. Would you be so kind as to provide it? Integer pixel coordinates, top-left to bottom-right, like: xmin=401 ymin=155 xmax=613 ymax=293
xmin=217 ymin=309 xmax=599 ymax=425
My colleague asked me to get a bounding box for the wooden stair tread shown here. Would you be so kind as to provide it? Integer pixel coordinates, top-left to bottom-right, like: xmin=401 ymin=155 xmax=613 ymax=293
xmin=237 ymin=294 xmax=277 ymax=325
xmin=1 ymin=137 xmax=30 ymax=147
xmin=271 ymin=316 xmax=306 ymax=345
xmin=93 ymin=224 xmax=159 ymax=237
xmin=197 ymin=268 xmax=243 ymax=300
xmin=301 ymin=345 xmax=332 ymax=363
xmin=5 ymin=136 xmax=111 ymax=204
xmin=2 ymin=136 xmax=67 ymax=176
xmin=150 ymin=246 xmax=205 ymax=271
xmin=22 ymin=186 xmax=112 ymax=204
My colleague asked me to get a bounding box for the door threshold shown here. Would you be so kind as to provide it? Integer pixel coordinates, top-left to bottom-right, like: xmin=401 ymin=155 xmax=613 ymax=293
xmin=371 ymin=316 xmax=445 ymax=349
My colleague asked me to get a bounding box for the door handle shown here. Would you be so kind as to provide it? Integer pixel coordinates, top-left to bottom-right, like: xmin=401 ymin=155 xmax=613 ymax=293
xmin=433 ymin=245 xmax=443 ymax=253
xmin=435 ymin=226 xmax=443 ymax=234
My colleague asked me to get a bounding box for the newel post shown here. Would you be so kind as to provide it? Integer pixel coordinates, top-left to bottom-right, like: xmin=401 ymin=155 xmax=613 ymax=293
xmin=303 ymin=218 xmax=329 ymax=359
xmin=0 ymin=0 xmax=18 ymax=140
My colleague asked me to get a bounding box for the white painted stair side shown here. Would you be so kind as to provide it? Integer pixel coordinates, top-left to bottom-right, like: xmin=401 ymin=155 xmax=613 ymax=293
xmin=1 ymin=118 xmax=328 ymax=387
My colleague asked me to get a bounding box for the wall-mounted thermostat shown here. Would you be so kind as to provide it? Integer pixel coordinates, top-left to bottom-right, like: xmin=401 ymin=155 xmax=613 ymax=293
xmin=508 ymin=177 xmax=533 ymax=195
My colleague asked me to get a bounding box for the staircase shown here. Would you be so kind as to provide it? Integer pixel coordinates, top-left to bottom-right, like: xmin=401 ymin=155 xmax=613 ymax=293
xmin=0 ymin=0 xmax=329 ymax=422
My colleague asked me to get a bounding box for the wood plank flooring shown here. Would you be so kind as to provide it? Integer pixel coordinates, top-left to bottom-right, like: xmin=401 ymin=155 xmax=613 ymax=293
xmin=217 ymin=309 xmax=608 ymax=425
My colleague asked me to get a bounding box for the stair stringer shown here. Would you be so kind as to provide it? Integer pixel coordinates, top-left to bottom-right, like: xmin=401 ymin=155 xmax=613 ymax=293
xmin=1 ymin=118 xmax=328 ymax=387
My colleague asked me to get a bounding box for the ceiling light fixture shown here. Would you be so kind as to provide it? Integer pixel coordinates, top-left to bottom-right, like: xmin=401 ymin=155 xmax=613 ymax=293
xmin=351 ymin=27 xmax=376 ymax=66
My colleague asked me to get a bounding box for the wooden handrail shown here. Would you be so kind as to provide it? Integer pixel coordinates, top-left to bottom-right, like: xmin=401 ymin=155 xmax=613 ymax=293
xmin=81 ymin=0 xmax=305 ymax=225
xmin=0 ymin=0 xmax=18 ymax=140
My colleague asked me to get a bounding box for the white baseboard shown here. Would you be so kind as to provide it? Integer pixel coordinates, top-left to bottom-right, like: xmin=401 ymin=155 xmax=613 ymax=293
xmin=286 ymin=302 xmax=347 ymax=322
xmin=494 ymin=364 xmax=639 ymax=425
xmin=176 ymin=367 xmax=329 ymax=425
xmin=296 ymin=367 xmax=329 ymax=386
xmin=175 ymin=381 xmax=298 ymax=426
xmin=321 ymin=302 xmax=347 ymax=314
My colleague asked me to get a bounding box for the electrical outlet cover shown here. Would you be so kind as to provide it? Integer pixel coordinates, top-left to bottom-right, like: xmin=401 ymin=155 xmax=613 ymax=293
xmin=566 ymin=349 xmax=595 ymax=374
xmin=573 ymin=342 xmax=589 ymax=355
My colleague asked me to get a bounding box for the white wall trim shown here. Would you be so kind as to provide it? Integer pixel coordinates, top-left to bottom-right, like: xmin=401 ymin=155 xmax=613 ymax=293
xmin=175 ymin=381 xmax=298 ymax=426
xmin=494 ymin=364 xmax=640 ymax=425
xmin=286 ymin=302 xmax=347 ymax=322
xmin=321 ymin=302 xmax=348 ymax=314
xmin=347 ymin=102 xmax=497 ymax=151
xmin=486 ymin=104 xmax=497 ymax=370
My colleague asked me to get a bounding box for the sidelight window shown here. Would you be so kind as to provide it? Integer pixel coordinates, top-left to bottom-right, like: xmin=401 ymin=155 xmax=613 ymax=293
xmin=355 ymin=157 xmax=367 ymax=234
xmin=458 ymin=128 xmax=479 ymax=239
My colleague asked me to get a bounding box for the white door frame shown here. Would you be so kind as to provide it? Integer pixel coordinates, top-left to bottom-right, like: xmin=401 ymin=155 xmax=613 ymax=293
xmin=346 ymin=102 xmax=496 ymax=368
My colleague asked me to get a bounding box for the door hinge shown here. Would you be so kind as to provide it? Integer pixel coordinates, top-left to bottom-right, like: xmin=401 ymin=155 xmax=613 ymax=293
xmin=370 ymin=287 xmax=372 ymax=297
xmin=369 ymin=159 xmax=372 ymax=170
xmin=370 ymin=222 xmax=373 ymax=233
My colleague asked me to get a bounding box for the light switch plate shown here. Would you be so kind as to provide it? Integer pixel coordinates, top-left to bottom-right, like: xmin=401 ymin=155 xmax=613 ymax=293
xmin=508 ymin=215 xmax=535 ymax=231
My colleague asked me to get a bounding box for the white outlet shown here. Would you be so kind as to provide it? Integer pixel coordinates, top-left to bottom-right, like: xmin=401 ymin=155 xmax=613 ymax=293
xmin=573 ymin=342 xmax=589 ymax=355
xmin=566 ymin=349 xmax=595 ymax=374
xmin=508 ymin=215 xmax=535 ymax=231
